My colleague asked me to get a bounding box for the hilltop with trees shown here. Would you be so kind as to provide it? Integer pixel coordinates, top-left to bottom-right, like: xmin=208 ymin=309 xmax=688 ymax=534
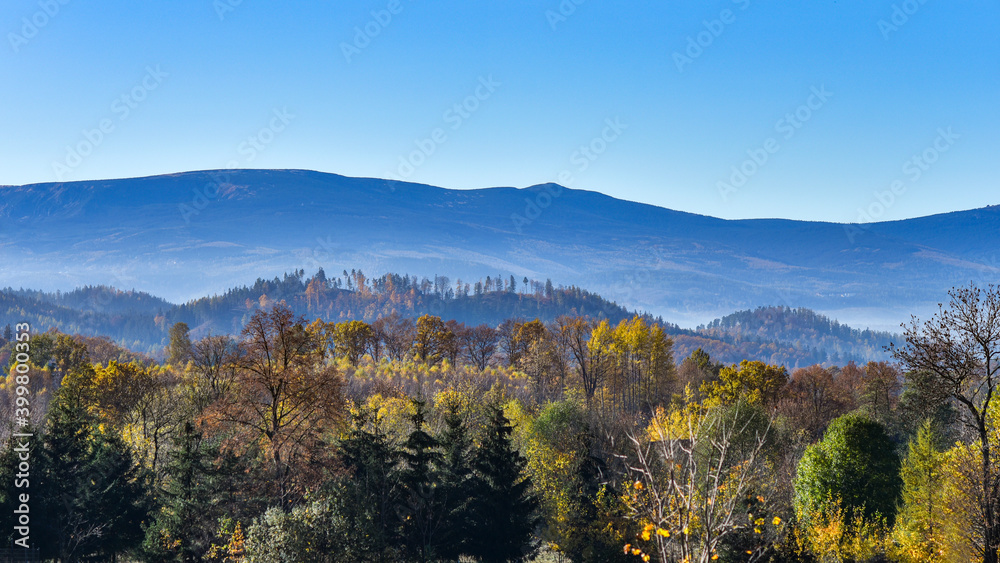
xmin=1 ymin=269 xmax=897 ymax=369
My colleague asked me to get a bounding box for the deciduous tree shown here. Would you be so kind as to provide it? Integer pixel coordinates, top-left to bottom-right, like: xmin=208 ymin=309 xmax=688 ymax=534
xmin=892 ymin=283 xmax=1000 ymax=563
xmin=217 ymin=304 xmax=344 ymax=502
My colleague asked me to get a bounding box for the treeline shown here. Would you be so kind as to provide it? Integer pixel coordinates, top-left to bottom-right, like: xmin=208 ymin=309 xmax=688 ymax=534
xmin=168 ymin=269 xmax=639 ymax=337
xmin=0 ymin=283 xmax=997 ymax=562
xmin=1 ymin=270 xmax=896 ymax=369
xmin=0 ymin=305 xmax=677 ymax=561
xmin=0 ymin=270 xmax=638 ymax=354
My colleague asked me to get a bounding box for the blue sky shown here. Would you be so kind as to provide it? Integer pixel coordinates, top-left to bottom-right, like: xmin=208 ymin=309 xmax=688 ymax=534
xmin=1 ymin=0 xmax=997 ymax=222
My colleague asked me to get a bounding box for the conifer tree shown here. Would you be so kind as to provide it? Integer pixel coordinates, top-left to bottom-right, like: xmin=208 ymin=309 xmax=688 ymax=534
xmin=336 ymin=410 xmax=404 ymax=562
xmin=436 ymin=405 xmax=476 ymax=560
xmin=894 ymin=419 xmax=946 ymax=562
xmin=468 ymin=405 xmax=540 ymax=562
xmin=143 ymin=420 xmax=248 ymax=561
xmin=34 ymin=379 xmax=153 ymax=561
xmin=400 ymin=400 xmax=444 ymax=562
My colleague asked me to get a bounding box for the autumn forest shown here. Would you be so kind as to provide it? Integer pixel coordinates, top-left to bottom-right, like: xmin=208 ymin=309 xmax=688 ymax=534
xmin=0 ymin=279 xmax=998 ymax=563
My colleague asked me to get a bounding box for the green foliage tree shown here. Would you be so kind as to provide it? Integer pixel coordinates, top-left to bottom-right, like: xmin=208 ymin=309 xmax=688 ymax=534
xmin=794 ymin=412 xmax=902 ymax=527
xmin=435 ymin=405 xmax=476 ymax=560
xmin=521 ymin=399 xmax=630 ymax=563
xmin=333 ymin=410 xmax=404 ymax=562
xmin=143 ymin=420 xmax=251 ymax=562
xmin=399 ymin=400 xmax=445 ymax=562
xmin=892 ymin=419 xmax=946 ymax=562
xmin=34 ymin=379 xmax=153 ymax=561
xmin=244 ymin=501 xmax=348 ymax=563
xmin=467 ymin=404 xmax=540 ymax=562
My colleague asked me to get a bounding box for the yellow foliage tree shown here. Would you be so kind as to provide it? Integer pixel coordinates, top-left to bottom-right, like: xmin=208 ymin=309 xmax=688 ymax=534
xmin=701 ymin=360 xmax=787 ymax=409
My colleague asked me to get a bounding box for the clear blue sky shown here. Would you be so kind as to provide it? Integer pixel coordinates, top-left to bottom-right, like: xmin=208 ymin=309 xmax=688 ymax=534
xmin=2 ymin=0 xmax=997 ymax=222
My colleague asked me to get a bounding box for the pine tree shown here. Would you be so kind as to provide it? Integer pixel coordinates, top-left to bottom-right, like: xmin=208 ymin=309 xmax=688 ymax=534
xmin=35 ymin=381 xmax=154 ymax=561
xmin=436 ymin=405 xmax=476 ymax=560
xmin=400 ymin=400 xmax=444 ymax=562
xmin=468 ymin=405 xmax=540 ymax=562
xmin=336 ymin=409 xmax=404 ymax=562
xmin=143 ymin=420 xmax=247 ymax=561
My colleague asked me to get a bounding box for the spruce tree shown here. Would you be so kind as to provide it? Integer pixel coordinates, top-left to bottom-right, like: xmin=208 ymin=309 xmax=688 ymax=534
xmin=335 ymin=409 xmax=404 ymax=562
xmin=436 ymin=405 xmax=476 ymax=560
xmin=400 ymin=400 xmax=444 ymax=562
xmin=468 ymin=405 xmax=540 ymax=562
xmin=143 ymin=421 xmax=246 ymax=561
xmin=35 ymin=381 xmax=153 ymax=561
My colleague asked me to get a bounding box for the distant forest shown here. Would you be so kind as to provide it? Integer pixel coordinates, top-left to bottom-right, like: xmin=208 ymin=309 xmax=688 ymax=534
xmin=0 ymin=269 xmax=897 ymax=368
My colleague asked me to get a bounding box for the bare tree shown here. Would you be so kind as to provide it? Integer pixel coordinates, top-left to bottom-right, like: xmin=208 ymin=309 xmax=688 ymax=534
xmin=187 ymin=334 xmax=240 ymax=416
xmin=892 ymin=283 xmax=1000 ymax=563
xmin=554 ymin=316 xmax=610 ymax=403
xmin=463 ymin=324 xmax=499 ymax=370
xmin=622 ymin=402 xmax=775 ymax=563
xmin=777 ymin=364 xmax=849 ymax=440
xmin=497 ymin=318 xmax=524 ymax=366
xmin=374 ymin=313 xmax=415 ymax=362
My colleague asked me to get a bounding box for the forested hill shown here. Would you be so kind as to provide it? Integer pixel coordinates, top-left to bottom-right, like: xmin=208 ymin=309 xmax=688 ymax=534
xmin=168 ymin=269 xmax=640 ymax=337
xmin=0 ymin=270 xmax=638 ymax=352
xmin=0 ymin=270 xmax=897 ymax=367
xmin=673 ymin=306 xmax=897 ymax=367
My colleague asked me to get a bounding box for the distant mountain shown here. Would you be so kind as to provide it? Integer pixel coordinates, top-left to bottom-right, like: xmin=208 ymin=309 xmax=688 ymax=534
xmin=1 ymin=169 xmax=996 ymax=330
xmin=0 ymin=271 xmax=897 ymax=368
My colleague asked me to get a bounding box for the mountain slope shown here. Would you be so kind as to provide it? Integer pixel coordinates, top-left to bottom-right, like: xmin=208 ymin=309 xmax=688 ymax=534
xmin=1 ymin=169 xmax=997 ymax=328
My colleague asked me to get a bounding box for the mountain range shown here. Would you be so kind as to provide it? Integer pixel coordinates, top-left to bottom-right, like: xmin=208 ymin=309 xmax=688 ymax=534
xmin=2 ymin=169 xmax=997 ymax=331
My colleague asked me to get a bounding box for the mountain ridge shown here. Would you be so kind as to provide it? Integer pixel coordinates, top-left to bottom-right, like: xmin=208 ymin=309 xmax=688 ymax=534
xmin=1 ymin=169 xmax=997 ymax=330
